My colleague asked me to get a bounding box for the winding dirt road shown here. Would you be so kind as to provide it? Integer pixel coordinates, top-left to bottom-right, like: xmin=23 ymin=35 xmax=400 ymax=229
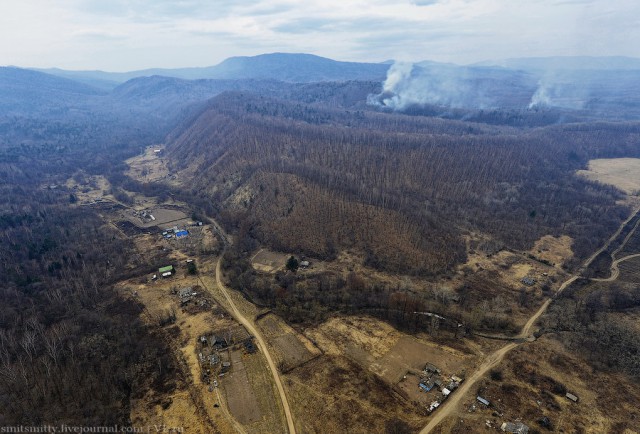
xmin=215 ymin=258 xmax=297 ymax=434
xmin=591 ymin=253 xmax=640 ymax=282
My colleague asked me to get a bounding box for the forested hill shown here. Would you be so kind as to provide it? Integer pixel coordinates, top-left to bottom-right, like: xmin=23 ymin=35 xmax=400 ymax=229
xmin=165 ymin=92 xmax=640 ymax=275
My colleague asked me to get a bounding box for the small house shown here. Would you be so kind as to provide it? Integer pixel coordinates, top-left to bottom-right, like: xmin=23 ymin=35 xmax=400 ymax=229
xmin=501 ymin=422 xmax=529 ymax=434
xmin=300 ymin=260 xmax=310 ymax=268
xmin=442 ymin=387 xmax=451 ymax=397
xmin=175 ymin=230 xmax=189 ymax=238
xmin=566 ymin=392 xmax=579 ymax=402
xmin=521 ymin=277 xmax=536 ymax=286
xmin=425 ymin=363 xmax=440 ymax=374
xmin=419 ymin=381 xmax=434 ymax=392
xmin=159 ymin=265 xmax=174 ymax=274
xmin=477 ymin=396 xmax=490 ymax=406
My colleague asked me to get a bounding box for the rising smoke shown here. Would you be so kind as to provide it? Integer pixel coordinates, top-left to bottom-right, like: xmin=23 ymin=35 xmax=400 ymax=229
xmin=367 ymin=61 xmax=495 ymax=111
xmin=528 ymin=73 xmax=589 ymax=110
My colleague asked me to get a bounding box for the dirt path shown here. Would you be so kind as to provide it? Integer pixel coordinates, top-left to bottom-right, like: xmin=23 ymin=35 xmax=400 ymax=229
xmin=581 ymin=205 xmax=640 ymax=272
xmin=420 ymin=342 xmax=518 ymax=433
xmin=420 ymin=205 xmax=640 ymax=433
xmin=591 ymin=253 xmax=640 ymax=282
xmin=214 ymin=258 xmax=297 ymax=434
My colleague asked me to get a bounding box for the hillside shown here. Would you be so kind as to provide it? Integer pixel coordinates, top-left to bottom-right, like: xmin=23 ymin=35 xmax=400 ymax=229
xmin=164 ymin=92 xmax=640 ymax=276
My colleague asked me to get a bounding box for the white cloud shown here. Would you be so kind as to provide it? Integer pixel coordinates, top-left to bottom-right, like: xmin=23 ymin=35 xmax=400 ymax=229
xmin=0 ymin=0 xmax=637 ymax=70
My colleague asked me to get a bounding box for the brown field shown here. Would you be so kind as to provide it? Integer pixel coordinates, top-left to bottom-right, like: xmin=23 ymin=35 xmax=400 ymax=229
xmin=371 ymin=336 xmax=469 ymax=384
xmin=305 ymin=316 xmax=474 ymax=387
xmin=285 ymin=354 xmax=425 ymax=434
xmin=577 ymin=158 xmax=640 ymax=195
xmin=127 ymin=207 xmax=189 ymax=228
xmin=222 ymin=350 xmax=262 ymax=425
xmin=125 ymin=146 xmax=171 ymax=183
xmin=65 ymin=174 xmax=112 ymax=203
xmin=530 ymin=234 xmax=574 ymax=267
xmin=257 ymin=314 xmax=321 ymax=372
xmin=251 ymin=249 xmax=289 ymax=273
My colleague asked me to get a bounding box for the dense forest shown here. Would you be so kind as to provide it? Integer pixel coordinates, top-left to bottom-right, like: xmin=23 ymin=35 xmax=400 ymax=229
xmin=167 ymin=93 xmax=640 ymax=276
xmin=0 ymin=86 xmax=181 ymax=424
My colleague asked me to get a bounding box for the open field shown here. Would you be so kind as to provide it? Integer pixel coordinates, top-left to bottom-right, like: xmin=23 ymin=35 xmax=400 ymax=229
xmin=257 ymin=314 xmax=321 ymax=372
xmin=530 ymin=235 xmax=574 ymax=267
xmin=223 ymin=350 xmax=262 ymax=425
xmin=305 ymin=316 xmax=474 ymax=388
xmin=125 ymin=146 xmax=171 ymax=183
xmin=372 ymin=336 xmax=468 ymax=384
xmin=251 ymin=249 xmax=289 ymax=273
xmin=577 ymin=158 xmax=640 ymax=195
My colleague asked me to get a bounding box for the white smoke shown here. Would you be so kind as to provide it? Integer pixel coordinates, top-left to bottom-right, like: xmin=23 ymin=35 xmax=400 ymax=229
xmin=528 ymin=73 xmax=589 ymax=110
xmin=368 ymin=61 xmax=495 ymax=111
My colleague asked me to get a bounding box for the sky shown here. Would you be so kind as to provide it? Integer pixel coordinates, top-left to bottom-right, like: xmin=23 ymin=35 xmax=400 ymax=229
xmin=1 ymin=0 xmax=638 ymax=71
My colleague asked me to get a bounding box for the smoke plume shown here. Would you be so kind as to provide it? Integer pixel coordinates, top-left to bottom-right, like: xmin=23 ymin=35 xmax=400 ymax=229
xmin=368 ymin=61 xmax=495 ymax=111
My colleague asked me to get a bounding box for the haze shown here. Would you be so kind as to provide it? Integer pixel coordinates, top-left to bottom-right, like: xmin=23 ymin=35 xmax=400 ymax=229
xmin=2 ymin=0 xmax=638 ymax=71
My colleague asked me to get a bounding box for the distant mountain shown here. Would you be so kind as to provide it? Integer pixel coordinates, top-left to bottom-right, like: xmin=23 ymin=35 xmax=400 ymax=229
xmin=36 ymin=53 xmax=391 ymax=85
xmin=207 ymin=53 xmax=389 ymax=82
xmin=474 ymin=56 xmax=640 ymax=71
xmin=0 ymin=67 xmax=103 ymax=115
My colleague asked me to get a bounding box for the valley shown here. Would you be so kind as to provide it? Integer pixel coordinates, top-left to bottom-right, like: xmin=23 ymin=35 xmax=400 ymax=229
xmin=1 ymin=53 xmax=640 ymax=434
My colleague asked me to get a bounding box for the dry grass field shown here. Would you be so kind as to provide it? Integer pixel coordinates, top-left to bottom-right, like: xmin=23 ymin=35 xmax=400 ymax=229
xmin=577 ymin=158 xmax=640 ymax=195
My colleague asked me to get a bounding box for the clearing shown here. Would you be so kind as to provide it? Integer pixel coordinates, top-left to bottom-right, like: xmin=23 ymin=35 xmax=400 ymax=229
xmin=256 ymin=313 xmax=321 ymax=372
xmin=577 ymin=158 xmax=640 ymax=195
xmin=125 ymin=146 xmax=172 ymax=184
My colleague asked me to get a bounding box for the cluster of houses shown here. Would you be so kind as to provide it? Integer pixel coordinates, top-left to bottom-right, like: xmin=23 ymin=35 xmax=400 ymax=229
xmin=475 ymin=390 xmax=578 ymax=433
xmin=198 ymin=334 xmax=232 ymax=385
xmin=197 ymin=332 xmax=257 ymax=386
xmin=162 ymin=226 xmax=189 ymax=239
xmin=419 ymin=363 xmax=464 ymax=413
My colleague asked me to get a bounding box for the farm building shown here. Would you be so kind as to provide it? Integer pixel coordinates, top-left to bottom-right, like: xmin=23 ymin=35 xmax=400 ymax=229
xmin=566 ymin=392 xmax=579 ymax=402
xmin=159 ymin=265 xmax=173 ymax=277
xmin=501 ymin=421 xmax=529 ymax=433
xmin=477 ymin=396 xmax=490 ymax=406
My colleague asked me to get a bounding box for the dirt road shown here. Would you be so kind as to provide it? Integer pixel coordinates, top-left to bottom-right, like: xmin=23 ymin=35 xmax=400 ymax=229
xmin=591 ymin=253 xmax=640 ymax=282
xmin=215 ymin=258 xmax=297 ymax=434
xmin=420 ymin=342 xmax=518 ymax=433
xmin=581 ymin=205 xmax=640 ymax=271
xmin=420 ymin=205 xmax=640 ymax=433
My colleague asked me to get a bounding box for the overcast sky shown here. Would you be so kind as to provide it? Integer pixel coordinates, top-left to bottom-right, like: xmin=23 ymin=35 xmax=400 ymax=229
xmin=1 ymin=0 xmax=638 ymax=71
